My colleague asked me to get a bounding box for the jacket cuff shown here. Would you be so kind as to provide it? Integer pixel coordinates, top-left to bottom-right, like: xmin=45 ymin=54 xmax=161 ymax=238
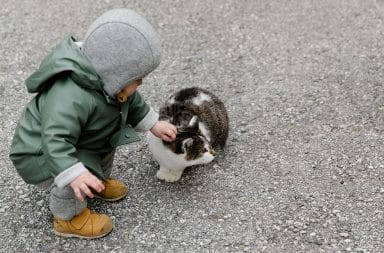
xmin=134 ymin=107 xmax=159 ymax=132
xmin=54 ymin=162 xmax=89 ymax=188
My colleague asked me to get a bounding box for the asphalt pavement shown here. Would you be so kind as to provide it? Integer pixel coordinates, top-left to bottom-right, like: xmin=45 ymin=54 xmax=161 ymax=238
xmin=1 ymin=0 xmax=383 ymax=252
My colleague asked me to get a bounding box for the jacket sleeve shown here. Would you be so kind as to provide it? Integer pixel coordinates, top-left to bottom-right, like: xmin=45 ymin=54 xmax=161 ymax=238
xmin=40 ymin=81 xmax=91 ymax=187
xmin=126 ymin=91 xmax=158 ymax=132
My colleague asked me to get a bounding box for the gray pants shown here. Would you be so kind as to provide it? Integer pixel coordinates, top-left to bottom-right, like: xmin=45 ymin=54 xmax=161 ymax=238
xmin=38 ymin=149 xmax=116 ymax=220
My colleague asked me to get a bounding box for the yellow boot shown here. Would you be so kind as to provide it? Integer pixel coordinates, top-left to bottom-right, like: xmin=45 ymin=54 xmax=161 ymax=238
xmin=53 ymin=208 xmax=112 ymax=239
xmin=94 ymin=178 xmax=128 ymax=202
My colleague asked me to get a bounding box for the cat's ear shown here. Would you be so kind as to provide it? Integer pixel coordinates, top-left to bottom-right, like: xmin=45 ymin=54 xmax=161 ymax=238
xmin=188 ymin=115 xmax=198 ymax=128
xmin=182 ymin=138 xmax=194 ymax=152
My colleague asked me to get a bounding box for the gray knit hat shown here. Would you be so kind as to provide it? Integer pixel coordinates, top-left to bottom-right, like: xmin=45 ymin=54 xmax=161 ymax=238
xmin=83 ymin=8 xmax=161 ymax=97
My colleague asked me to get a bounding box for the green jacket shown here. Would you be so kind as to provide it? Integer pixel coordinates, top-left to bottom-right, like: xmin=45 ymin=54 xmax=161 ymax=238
xmin=10 ymin=37 xmax=158 ymax=187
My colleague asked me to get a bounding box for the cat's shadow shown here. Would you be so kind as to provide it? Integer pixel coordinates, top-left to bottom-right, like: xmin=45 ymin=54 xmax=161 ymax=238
xmin=148 ymin=156 xmax=224 ymax=188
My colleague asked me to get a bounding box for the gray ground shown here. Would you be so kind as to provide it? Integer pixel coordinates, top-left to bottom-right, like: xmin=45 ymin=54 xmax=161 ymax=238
xmin=1 ymin=0 xmax=383 ymax=252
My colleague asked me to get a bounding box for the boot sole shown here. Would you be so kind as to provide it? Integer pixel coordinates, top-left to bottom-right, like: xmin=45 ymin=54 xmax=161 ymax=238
xmin=53 ymin=227 xmax=112 ymax=239
xmin=93 ymin=190 xmax=128 ymax=202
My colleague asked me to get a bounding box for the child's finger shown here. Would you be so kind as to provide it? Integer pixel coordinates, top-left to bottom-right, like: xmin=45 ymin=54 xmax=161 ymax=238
xmin=81 ymin=185 xmax=94 ymax=199
xmin=73 ymin=187 xmax=84 ymax=202
xmin=164 ymin=128 xmax=176 ymax=140
xmin=94 ymin=181 xmax=105 ymax=192
xmin=169 ymin=130 xmax=176 ymax=140
xmin=171 ymin=125 xmax=177 ymax=134
xmin=163 ymin=134 xmax=173 ymax=142
xmin=87 ymin=176 xmax=105 ymax=192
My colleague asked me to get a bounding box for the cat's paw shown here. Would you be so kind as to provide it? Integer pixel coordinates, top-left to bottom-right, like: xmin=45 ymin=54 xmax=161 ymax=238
xmin=156 ymin=168 xmax=183 ymax=182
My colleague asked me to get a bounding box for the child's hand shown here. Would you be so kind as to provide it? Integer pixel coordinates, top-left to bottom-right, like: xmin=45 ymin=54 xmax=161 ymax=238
xmin=150 ymin=121 xmax=177 ymax=142
xmin=69 ymin=171 xmax=105 ymax=201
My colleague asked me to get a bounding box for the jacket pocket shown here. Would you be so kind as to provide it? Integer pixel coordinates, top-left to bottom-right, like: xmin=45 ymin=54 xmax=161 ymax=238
xmin=10 ymin=153 xmax=51 ymax=184
xmin=109 ymin=126 xmax=140 ymax=147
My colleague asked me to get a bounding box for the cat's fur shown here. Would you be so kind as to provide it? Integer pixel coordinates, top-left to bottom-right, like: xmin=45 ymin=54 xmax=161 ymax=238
xmin=148 ymin=87 xmax=229 ymax=182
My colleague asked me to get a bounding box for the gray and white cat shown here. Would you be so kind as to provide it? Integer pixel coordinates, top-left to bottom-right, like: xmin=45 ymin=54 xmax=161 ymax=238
xmin=148 ymin=87 xmax=229 ymax=182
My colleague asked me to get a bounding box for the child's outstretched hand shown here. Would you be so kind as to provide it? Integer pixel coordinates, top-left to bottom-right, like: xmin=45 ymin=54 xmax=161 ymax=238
xmin=150 ymin=121 xmax=177 ymax=142
xmin=69 ymin=171 xmax=105 ymax=201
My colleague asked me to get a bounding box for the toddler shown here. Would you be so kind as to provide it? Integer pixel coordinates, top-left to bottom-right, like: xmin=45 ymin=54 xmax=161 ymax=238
xmin=9 ymin=8 xmax=176 ymax=239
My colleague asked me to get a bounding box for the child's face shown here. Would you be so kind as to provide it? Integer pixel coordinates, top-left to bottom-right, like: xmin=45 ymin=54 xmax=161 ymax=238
xmin=116 ymin=79 xmax=143 ymax=103
xmin=121 ymin=79 xmax=143 ymax=97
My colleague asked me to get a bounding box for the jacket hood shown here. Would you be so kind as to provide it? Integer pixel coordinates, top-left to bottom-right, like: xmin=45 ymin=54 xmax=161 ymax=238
xmin=26 ymin=37 xmax=103 ymax=93
xmin=83 ymin=8 xmax=162 ymax=98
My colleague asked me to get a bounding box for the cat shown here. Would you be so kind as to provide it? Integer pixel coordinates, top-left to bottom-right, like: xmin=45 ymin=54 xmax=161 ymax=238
xmin=148 ymin=87 xmax=229 ymax=182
